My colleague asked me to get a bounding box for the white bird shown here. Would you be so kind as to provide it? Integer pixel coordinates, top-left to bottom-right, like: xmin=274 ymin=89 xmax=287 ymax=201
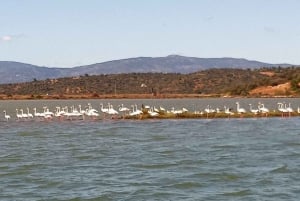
xmin=27 ymin=107 xmax=34 ymax=118
xmin=182 ymin=107 xmax=188 ymax=112
xmin=283 ymin=103 xmax=294 ymax=117
xmin=108 ymin=104 xmax=119 ymax=115
xmin=278 ymin=102 xmax=289 ymax=117
xmin=159 ymin=106 xmax=166 ymax=112
xmin=44 ymin=108 xmax=54 ymax=119
xmin=55 ymin=106 xmax=66 ymax=118
xmin=20 ymin=109 xmax=28 ymax=118
xmin=249 ymin=104 xmax=259 ymax=114
xmin=63 ymin=106 xmax=74 ymax=120
xmin=278 ymin=102 xmax=288 ymax=112
xmin=129 ymin=104 xmax=143 ymax=116
xmin=153 ymin=106 xmax=160 ymax=113
xmin=224 ymin=106 xmax=234 ymax=116
xmin=100 ymin=103 xmax=109 ymax=113
xmin=33 ymin=107 xmax=43 ymax=117
xmin=16 ymin=109 xmax=22 ymax=120
xmin=170 ymin=107 xmax=182 ymax=114
xmin=236 ymin=102 xmax=246 ymax=114
xmin=258 ymin=102 xmax=269 ymax=114
xmin=204 ymin=105 xmax=215 ymax=114
xmin=285 ymin=103 xmax=294 ymax=113
xmin=118 ymin=104 xmax=130 ymax=112
xmin=83 ymin=104 xmax=99 ymax=119
xmin=3 ymin=110 xmax=10 ymax=121
xmin=148 ymin=107 xmax=159 ymax=117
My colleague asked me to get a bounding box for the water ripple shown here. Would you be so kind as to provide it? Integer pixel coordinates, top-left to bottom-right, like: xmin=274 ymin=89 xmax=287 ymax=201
xmin=0 ymin=118 xmax=299 ymax=200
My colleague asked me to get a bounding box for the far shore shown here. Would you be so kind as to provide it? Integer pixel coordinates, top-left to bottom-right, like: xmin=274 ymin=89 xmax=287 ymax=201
xmin=0 ymin=93 xmax=299 ymax=100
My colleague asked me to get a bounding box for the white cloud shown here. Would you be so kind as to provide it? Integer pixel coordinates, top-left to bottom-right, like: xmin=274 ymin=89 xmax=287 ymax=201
xmin=1 ymin=35 xmax=12 ymax=41
xmin=1 ymin=34 xmax=26 ymax=43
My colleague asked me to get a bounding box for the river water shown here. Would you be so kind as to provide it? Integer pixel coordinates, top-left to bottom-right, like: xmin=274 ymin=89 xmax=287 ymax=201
xmin=0 ymin=99 xmax=299 ymax=200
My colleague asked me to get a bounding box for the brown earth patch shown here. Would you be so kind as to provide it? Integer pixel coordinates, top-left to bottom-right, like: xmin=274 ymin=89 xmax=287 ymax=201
xmin=260 ymin=71 xmax=275 ymax=77
xmin=249 ymin=82 xmax=291 ymax=96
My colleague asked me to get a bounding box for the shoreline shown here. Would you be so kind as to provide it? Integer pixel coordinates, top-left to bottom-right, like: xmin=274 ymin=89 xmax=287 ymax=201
xmin=0 ymin=93 xmax=299 ymax=100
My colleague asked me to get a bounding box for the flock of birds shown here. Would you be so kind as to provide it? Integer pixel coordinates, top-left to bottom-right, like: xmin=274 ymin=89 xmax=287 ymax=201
xmin=1 ymin=101 xmax=300 ymax=122
xmin=201 ymin=102 xmax=296 ymax=117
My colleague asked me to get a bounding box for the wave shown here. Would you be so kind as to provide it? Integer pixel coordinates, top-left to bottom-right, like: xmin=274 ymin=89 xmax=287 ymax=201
xmin=170 ymin=181 xmax=203 ymax=189
xmin=132 ymin=163 xmax=177 ymax=169
xmin=194 ymin=172 xmax=242 ymax=181
xmin=222 ymin=189 xmax=251 ymax=197
xmin=270 ymin=164 xmax=289 ymax=173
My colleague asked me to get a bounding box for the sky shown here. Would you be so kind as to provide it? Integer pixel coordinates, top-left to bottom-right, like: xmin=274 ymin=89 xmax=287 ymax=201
xmin=1 ymin=0 xmax=300 ymax=67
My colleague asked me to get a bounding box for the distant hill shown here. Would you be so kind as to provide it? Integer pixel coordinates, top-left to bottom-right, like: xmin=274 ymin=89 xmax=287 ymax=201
xmin=0 ymin=61 xmax=65 ymax=84
xmin=0 ymin=55 xmax=293 ymax=84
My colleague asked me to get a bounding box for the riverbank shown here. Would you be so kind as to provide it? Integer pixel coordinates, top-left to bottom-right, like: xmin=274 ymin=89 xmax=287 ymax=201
xmin=0 ymin=93 xmax=221 ymax=100
xmin=0 ymin=93 xmax=298 ymax=100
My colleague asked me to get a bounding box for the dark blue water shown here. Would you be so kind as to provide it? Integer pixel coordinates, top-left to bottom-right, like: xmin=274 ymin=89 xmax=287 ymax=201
xmin=0 ymin=117 xmax=299 ymax=200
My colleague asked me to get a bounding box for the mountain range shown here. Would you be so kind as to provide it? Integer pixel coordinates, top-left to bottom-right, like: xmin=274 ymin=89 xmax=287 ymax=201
xmin=0 ymin=55 xmax=293 ymax=84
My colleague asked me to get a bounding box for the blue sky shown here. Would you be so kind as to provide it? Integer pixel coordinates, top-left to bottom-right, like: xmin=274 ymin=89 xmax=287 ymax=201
xmin=1 ymin=0 xmax=300 ymax=67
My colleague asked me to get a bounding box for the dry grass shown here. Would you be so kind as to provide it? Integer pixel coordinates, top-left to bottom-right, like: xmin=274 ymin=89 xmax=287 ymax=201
xmin=260 ymin=71 xmax=275 ymax=77
xmin=249 ymin=82 xmax=292 ymax=96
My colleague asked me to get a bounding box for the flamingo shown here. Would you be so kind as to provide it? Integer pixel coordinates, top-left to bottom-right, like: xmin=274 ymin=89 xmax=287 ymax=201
xmin=63 ymin=105 xmax=84 ymax=120
xmin=55 ymin=106 xmax=66 ymax=118
xmin=170 ymin=107 xmax=182 ymax=114
xmin=285 ymin=103 xmax=294 ymax=117
xmin=33 ymin=107 xmax=43 ymax=118
xmin=118 ymin=104 xmax=129 ymax=118
xmin=44 ymin=108 xmax=54 ymax=119
xmin=78 ymin=105 xmax=86 ymax=120
xmin=258 ymin=102 xmax=269 ymax=115
xmin=278 ymin=102 xmax=289 ymax=117
xmin=129 ymin=104 xmax=143 ymax=116
xmin=107 ymin=104 xmax=119 ymax=119
xmin=100 ymin=103 xmax=109 ymax=113
xmin=20 ymin=109 xmax=28 ymax=119
xmin=224 ymin=106 xmax=234 ymax=116
xmin=204 ymin=105 xmax=215 ymax=118
xmin=153 ymin=106 xmax=159 ymax=113
xmin=119 ymin=104 xmax=130 ymax=112
xmin=159 ymin=106 xmax=166 ymax=112
xmin=236 ymin=102 xmax=246 ymax=114
xmin=86 ymin=110 xmax=99 ymax=119
xmin=63 ymin=106 xmax=74 ymax=120
xmin=182 ymin=107 xmax=188 ymax=113
xmin=16 ymin=109 xmax=22 ymax=120
xmin=85 ymin=104 xmax=99 ymax=119
xmin=3 ymin=110 xmax=10 ymax=121
xmin=27 ymin=107 xmax=34 ymax=118
xmin=70 ymin=105 xmax=83 ymax=120
xmin=286 ymin=103 xmax=294 ymax=113
xmin=249 ymin=104 xmax=259 ymax=115
xmin=204 ymin=105 xmax=215 ymax=114
xmin=148 ymin=107 xmax=159 ymax=117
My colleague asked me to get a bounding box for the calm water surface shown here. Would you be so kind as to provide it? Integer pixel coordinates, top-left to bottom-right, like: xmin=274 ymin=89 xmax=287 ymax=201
xmin=0 ymin=99 xmax=300 ymax=200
